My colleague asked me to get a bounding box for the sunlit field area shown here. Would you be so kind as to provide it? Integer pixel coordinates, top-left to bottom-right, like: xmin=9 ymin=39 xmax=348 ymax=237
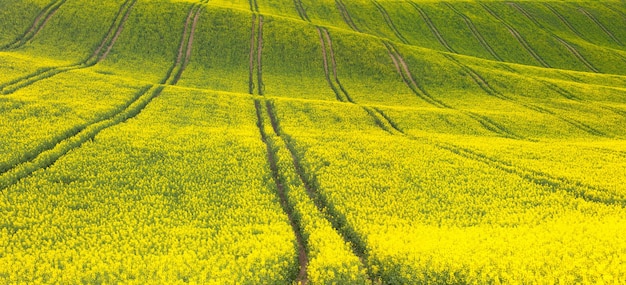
xmin=1 ymin=0 xmax=626 ymax=283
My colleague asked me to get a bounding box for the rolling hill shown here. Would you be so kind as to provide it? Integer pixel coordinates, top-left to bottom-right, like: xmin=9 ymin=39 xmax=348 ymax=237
xmin=1 ymin=0 xmax=626 ymax=283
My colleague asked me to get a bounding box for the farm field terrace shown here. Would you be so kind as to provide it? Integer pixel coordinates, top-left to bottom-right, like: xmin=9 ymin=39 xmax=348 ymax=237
xmin=1 ymin=0 xmax=626 ymax=283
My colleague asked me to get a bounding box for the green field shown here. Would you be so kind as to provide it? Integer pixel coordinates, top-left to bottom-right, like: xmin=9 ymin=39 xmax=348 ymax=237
xmin=1 ymin=0 xmax=626 ymax=283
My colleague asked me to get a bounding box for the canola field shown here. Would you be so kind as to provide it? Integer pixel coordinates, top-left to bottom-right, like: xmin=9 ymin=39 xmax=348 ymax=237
xmin=1 ymin=0 xmax=626 ymax=283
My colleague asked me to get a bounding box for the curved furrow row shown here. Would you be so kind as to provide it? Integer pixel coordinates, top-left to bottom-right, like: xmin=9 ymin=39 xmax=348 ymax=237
xmin=264 ymin=100 xmax=372 ymax=282
xmin=480 ymin=3 xmax=551 ymax=68
xmin=370 ymin=0 xmax=409 ymax=44
xmin=335 ymin=0 xmax=360 ymax=32
xmin=321 ymin=28 xmax=353 ymax=103
xmin=248 ymin=0 xmax=259 ymax=13
xmin=445 ymin=54 xmax=608 ymax=137
xmin=1 ymin=0 xmax=67 ymax=50
xmin=253 ymin=100 xmax=309 ymax=285
xmin=0 ymin=0 xmax=137 ymax=95
xmin=408 ymin=1 xmax=456 ymax=53
xmin=0 ymin=2 xmax=202 ymax=192
xmin=293 ymin=0 xmax=310 ymax=22
xmin=427 ymin=139 xmax=626 ymax=207
xmin=544 ymin=3 xmax=585 ymax=40
xmin=316 ymin=27 xmax=344 ymax=102
xmin=247 ymin=14 xmax=263 ymax=95
xmin=383 ymin=41 xmax=525 ymax=140
xmin=248 ymin=14 xmax=256 ymax=94
xmin=257 ymin=15 xmax=264 ymax=95
xmin=509 ymin=3 xmax=599 ymax=72
xmin=383 ymin=41 xmax=449 ymax=108
xmin=162 ymin=5 xmax=202 ymax=85
xmin=444 ymin=2 xmax=502 ymax=61
xmin=578 ymin=7 xmax=622 ymax=46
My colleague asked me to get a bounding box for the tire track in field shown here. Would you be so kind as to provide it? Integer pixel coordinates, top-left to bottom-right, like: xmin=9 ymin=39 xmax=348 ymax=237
xmin=444 ymin=54 xmax=609 ymax=137
xmin=384 ymin=41 xmax=524 ymax=140
xmin=370 ymin=0 xmax=409 ymax=44
xmin=0 ymin=3 xmax=203 ymax=190
xmin=444 ymin=3 xmax=502 ymax=61
xmin=1 ymin=0 xmax=66 ymax=50
xmin=408 ymin=2 xmax=456 ymax=53
xmin=293 ymin=0 xmax=310 ymax=22
xmin=0 ymin=0 xmax=137 ymax=95
xmin=253 ymin=99 xmax=308 ymax=285
xmin=248 ymin=0 xmax=259 ymax=13
xmin=578 ymin=7 xmax=623 ymax=46
xmin=544 ymin=4 xmax=585 ymax=40
xmin=508 ymin=3 xmax=599 ymax=73
xmin=247 ymin=14 xmax=264 ymax=95
xmin=360 ymin=107 xmax=626 ymax=208
xmin=161 ymin=4 xmax=203 ymax=85
xmin=335 ymin=0 xmax=361 ymax=32
xmin=480 ymin=3 xmax=551 ymax=68
xmin=332 ymin=1 xmax=523 ymax=139
xmin=264 ymin=100 xmax=373 ymax=281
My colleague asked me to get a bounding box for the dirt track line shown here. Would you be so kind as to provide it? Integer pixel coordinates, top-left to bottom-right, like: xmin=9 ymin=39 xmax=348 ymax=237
xmin=316 ymin=28 xmax=344 ymax=102
xmin=0 ymin=85 xmax=164 ymax=191
xmin=480 ymin=3 xmax=550 ymax=68
xmin=578 ymin=7 xmax=622 ymax=46
xmin=359 ymin=107 xmax=624 ymax=207
xmin=508 ymin=3 xmax=599 ymax=73
xmin=171 ymin=5 xmax=202 ymax=85
xmin=335 ymin=0 xmax=361 ymax=32
xmin=254 ymin=100 xmax=308 ymax=285
xmin=554 ymin=37 xmax=599 ymax=72
xmin=321 ymin=28 xmax=353 ymax=103
xmin=249 ymin=14 xmax=256 ymax=94
xmin=1 ymin=0 xmax=66 ymax=50
xmin=543 ymin=4 xmax=585 ymax=40
xmin=248 ymin=0 xmax=259 ymax=13
xmin=264 ymin=100 xmax=372 ymax=282
xmin=445 ymin=2 xmax=502 ymax=61
xmin=383 ymin=41 xmax=449 ymax=108
xmin=257 ymin=15 xmax=264 ymax=95
xmin=445 ymin=54 xmax=609 ymax=137
xmin=0 ymin=0 xmax=136 ymax=95
xmin=162 ymin=5 xmax=196 ymax=84
xmin=293 ymin=0 xmax=310 ymax=22
xmin=409 ymin=1 xmax=456 ymax=53
xmin=371 ymin=0 xmax=409 ymax=44
xmin=82 ymin=0 xmax=137 ymax=65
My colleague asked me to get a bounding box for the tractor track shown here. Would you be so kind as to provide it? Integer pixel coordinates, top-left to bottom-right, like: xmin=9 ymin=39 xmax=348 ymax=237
xmin=444 ymin=54 xmax=608 ymax=137
xmin=354 ymin=106 xmax=625 ymax=207
xmin=248 ymin=0 xmax=259 ymax=13
xmin=253 ymin=99 xmax=308 ymax=285
xmin=264 ymin=100 xmax=373 ymax=281
xmin=0 ymin=0 xmax=137 ymax=95
xmin=409 ymin=1 xmax=456 ymax=53
xmin=480 ymin=3 xmax=551 ymax=68
xmin=444 ymin=2 xmax=502 ymax=61
xmin=543 ymin=4 xmax=586 ymax=40
xmin=335 ymin=0 xmax=360 ymax=32
xmin=384 ymin=41 xmax=525 ymax=140
xmin=247 ymin=14 xmax=264 ymax=95
xmin=321 ymin=28 xmax=353 ymax=103
xmin=578 ymin=7 xmax=622 ymax=46
xmin=371 ymin=0 xmax=409 ymax=44
xmin=163 ymin=4 xmax=203 ymax=85
xmin=293 ymin=0 xmax=310 ymax=22
xmin=0 ymin=1 xmax=202 ymax=191
xmin=509 ymin=3 xmax=599 ymax=73
xmin=257 ymin=15 xmax=264 ymax=95
xmin=1 ymin=0 xmax=67 ymax=50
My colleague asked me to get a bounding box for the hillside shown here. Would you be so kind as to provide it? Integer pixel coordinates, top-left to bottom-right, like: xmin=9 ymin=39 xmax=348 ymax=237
xmin=1 ymin=0 xmax=626 ymax=283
